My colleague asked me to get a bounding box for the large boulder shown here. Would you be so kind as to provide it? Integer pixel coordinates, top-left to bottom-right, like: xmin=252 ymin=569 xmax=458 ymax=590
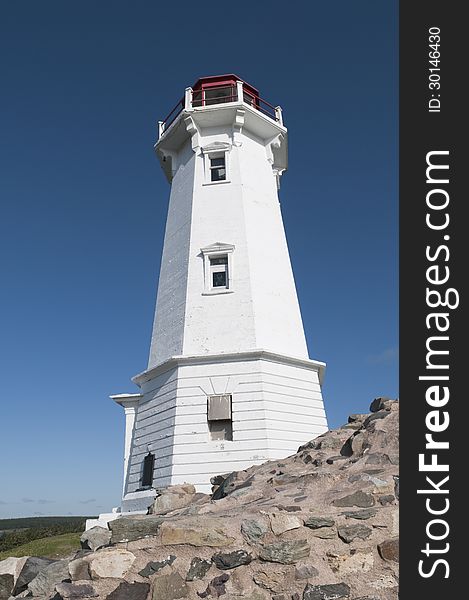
xmin=27 ymin=560 xmax=69 ymax=597
xmin=109 ymin=515 xmax=164 ymax=543
xmin=13 ymin=556 xmax=55 ymax=595
xmin=0 ymin=557 xmax=27 ymax=599
xmin=148 ymin=484 xmax=196 ymax=515
xmin=80 ymin=526 xmax=111 ymax=551
xmin=89 ymin=549 xmax=135 ymax=580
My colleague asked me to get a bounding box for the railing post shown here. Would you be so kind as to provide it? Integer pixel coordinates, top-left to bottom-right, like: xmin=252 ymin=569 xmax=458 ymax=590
xmin=158 ymin=120 xmax=165 ymax=140
xmin=236 ymin=80 xmax=244 ymax=104
xmin=275 ymin=106 xmax=283 ymax=126
xmin=184 ymin=87 xmax=193 ymax=110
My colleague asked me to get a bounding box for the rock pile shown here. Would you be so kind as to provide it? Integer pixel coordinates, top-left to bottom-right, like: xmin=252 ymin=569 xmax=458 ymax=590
xmin=0 ymin=397 xmax=399 ymax=600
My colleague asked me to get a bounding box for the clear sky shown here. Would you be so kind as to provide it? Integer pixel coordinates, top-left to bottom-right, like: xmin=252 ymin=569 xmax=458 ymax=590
xmin=0 ymin=1 xmax=398 ymax=518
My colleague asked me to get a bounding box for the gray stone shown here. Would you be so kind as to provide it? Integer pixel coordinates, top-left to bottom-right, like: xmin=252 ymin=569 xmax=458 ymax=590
xmin=332 ymin=491 xmax=375 ymax=508
xmin=363 ymin=411 xmax=390 ymax=428
xmin=317 ymin=437 xmax=343 ymax=451
xmin=378 ymin=538 xmax=399 ymax=562
xmin=197 ymin=573 xmax=229 ymax=598
xmin=80 ymin=526 xmax=111 ymax=551
xmin=369 ymin=397 xmax=393 ymax=412
xmin=394 ymin=476 xmax=400 ymax=499
xmin=109 ymin=515 xmax=164 ymax=543
xmin=295 ymin=565 xmax=319 ymax=580
xmin=342 ymin=509 xmax=378 ymax=520
xmin=55 ymin=582 xmax=98 ymax=598
xmin=211 ymin=471 xmax=254 ymax=500
xmin=259 ymin=540 xmax=310 ymax=564
xmin=304 ymin=516 xmax=335 ymax=529
xmin=13 ymin=557 xmax=55 ymax=594
xmin=303 ymin=583 xmax=351 ymax=599
xmin=348 ymin=414 xmax=367 ymax=423
xmin=149 ymin=484 xmax=196 ymax=515
xmin=13 ymin=591 xmax=34 ymax=598
xmin=378 ymin=495 xmax=395 ymax=506
xmin=241 ymin=519 xmax=269 ymax=543
xmin=340 ymin=423 xmax=362 ymax=430
xmin=151 ymin=571 xmax=189 ymax=600
xmin=338 ymin=524 xmax=372 ymax=543
xmin=326 ymin=456 xmax=349 ymax=464
xmin=68 ymin=557 xmax=91 ymax=581
xmin=27 ymin=560 xmax=69 ymax=598
xmin=139 ymin=555 xmax=176 ymax=577
xmin=105 ymin=581 xmax=150 ymax=600
xmin=364 ymin=454 xmax=391 ymax=466
xmin=0 ymin=573 xmax=14 ymax=600
xmin=211 ymin=474 xmax=226 ymax=486
xmin=185 ymin=558 xmax=212 ymax=582
xmin=211 ymin=550 xmax=252 ymax=570
xmin=160 ymin=520 xmax=234 ymax=547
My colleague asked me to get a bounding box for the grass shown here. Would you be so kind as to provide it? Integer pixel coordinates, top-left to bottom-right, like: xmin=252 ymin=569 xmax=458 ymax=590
xmin=0 ymin=532 xmax=81 ymax=560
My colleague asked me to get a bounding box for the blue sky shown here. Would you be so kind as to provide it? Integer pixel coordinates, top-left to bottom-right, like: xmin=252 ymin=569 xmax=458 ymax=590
xmin=0 ymin=1 xmax=397 ymax=518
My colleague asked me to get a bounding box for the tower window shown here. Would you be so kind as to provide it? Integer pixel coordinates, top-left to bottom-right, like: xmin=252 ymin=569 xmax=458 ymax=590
xmin=141 ymin=452 xmax=155 ymax=488
xmin=208 ymin=394 xmax=233 ymax=441
xmin=210 ymin=255 xmax=228 ymax=288
xmin=210 ymin=155 xmax=226 ymax=181
xmin=202 ymin=143 xmax=231 ymax=185
xmin=200 ymin=243 xmax=235 ymax=295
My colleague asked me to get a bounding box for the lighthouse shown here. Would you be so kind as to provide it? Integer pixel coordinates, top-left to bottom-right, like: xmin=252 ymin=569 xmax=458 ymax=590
xmin=113 ymin=75 xmax=328 ymax=512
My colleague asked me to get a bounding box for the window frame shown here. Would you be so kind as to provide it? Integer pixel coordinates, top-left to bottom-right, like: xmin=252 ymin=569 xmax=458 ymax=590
xmin=202 ymin=143 xmax=231 ymax=185
xmin=200 ymin=243 xmax=235 ymax=295
xmin=209 ymin=154 xmax=227 ymax=182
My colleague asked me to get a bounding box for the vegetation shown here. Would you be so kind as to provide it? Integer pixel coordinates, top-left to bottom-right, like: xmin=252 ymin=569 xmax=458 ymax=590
xmin=0 ymin=532 xmax=81 ymax=560
xmin=0 ymin=516 xmax=91 ymax=555
xmin=0 ymin=516 xmax=88 ymax=531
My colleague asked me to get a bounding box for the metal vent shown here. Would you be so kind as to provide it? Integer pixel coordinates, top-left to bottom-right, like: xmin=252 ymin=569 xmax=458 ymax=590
xmin=207 ymin=394 xmax=232 ymax=421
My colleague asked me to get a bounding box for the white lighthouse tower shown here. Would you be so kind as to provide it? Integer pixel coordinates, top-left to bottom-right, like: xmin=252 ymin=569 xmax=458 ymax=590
xmin=113 ymin=75 xmax=328 ymax=512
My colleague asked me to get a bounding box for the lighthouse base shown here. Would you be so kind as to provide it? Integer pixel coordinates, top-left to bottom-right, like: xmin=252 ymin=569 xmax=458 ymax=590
xmin=116 ymin=349 xmax=327 ymax=504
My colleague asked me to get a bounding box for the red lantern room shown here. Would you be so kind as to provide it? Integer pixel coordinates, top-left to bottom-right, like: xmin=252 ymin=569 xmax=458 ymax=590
xmin=158 ymin=74 xmax=283 ymax=140
xmin=192 ymin=74 xmax=260 ymax=109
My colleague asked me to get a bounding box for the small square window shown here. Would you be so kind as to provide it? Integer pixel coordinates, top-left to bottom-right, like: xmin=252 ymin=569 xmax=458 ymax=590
xmin=210 ymin=156 xmax=226 ymax=182
xmin=212 ymin=271 xmax=227 ymax=287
